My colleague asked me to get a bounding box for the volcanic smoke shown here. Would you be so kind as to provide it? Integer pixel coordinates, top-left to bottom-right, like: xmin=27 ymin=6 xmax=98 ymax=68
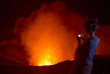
xmin=13 ymin=1 xmax=85 ymax=66
xmin=12 ymin=1 xmax=110 ymax=66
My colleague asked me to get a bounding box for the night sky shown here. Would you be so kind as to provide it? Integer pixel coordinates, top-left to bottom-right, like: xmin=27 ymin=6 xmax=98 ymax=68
xmin=0 ymin=0 xmax=110 ymax=29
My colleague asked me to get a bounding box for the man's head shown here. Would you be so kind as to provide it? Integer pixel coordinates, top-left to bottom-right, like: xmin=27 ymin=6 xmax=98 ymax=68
xmin=84 ymin=19 xmax=99 ymax=34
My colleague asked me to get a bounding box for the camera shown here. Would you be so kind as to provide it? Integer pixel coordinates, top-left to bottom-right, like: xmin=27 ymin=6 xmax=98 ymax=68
xmin=78 ymin=34 xmax=81 ymax=37
xmin=77 ymin=33 xmax=84 ymax=38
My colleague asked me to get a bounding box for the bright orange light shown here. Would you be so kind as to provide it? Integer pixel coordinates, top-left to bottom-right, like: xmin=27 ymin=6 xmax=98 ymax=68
xmin=39 ymin=58 xmax=51 ymax=66
xmin=19 ymin=7 xmax=75 ymax=66
xmin=39 ymin=53 xmax=52 ymax=66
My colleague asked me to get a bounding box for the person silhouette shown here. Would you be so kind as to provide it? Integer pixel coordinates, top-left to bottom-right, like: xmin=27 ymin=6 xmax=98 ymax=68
xmin=70 ymin=19 xmax=100 ymax=74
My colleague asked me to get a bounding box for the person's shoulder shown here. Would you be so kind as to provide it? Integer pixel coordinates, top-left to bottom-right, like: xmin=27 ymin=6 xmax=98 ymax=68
xmin=90 ymin=37 xmax=100 ymax=40
xmin=95 ymin=37 xmax=100 ymax=41
xmin=89 ymin=37 xmax=100 ymax=43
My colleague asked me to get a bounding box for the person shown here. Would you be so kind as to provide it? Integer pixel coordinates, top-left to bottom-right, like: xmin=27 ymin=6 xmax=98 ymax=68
xmin=69 ymin=19 xmax=100 ymax=74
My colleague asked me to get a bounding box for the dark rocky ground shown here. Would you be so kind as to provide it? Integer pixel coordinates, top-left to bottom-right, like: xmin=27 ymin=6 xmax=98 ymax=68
xmin=0 ymin=55 xmax=110 ymax=74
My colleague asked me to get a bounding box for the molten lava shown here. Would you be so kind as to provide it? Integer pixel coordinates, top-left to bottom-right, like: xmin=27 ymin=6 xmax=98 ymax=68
xmin=39 ymin=53 xmax=52 ymax=66
xmin=37 ymin=47 xmax=53 ymax=66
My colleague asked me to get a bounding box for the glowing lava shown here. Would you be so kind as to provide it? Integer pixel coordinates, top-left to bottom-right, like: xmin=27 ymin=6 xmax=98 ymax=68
xmin=39 ymin=54 xmax=52 ymax=66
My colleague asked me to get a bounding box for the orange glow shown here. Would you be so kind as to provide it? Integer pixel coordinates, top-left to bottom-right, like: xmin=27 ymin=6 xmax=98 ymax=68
xmin=19 ymin=11 xmax=75 ymax=66
xmin=38 ymin=47 xmax=53 ymax=66
xmin=39 ymin=53 xmax=52 ymax=66
xmin=14 ymin=1 xmax=85 ymax=66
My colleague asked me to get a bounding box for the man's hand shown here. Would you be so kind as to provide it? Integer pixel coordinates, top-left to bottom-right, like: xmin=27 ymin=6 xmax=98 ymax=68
xmin=77 ymin=33 xmax=84 ymax=46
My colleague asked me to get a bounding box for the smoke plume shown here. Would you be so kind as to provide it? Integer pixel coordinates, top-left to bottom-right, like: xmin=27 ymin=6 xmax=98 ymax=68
xmin=14 ymin=1 xmax=85 ymax=66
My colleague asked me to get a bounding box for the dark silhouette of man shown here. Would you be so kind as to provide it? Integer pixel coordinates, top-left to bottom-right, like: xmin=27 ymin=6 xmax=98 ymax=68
xmin=70 ymin=19 xmax=100 ymax=74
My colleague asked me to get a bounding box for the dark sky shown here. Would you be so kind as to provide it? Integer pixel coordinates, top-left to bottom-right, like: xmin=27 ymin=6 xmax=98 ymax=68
xmin=0 ymin=0 xmax=110 ymax=29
